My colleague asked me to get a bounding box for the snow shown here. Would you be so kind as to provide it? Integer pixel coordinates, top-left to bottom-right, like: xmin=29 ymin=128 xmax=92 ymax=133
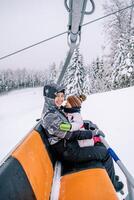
xmin=0 ymin=86 xmax=134 ymax=199
xmin=0 ymin=87 xmax=44 ymax=162
xmin=82 ymin=86 xmax=134 ymax=176
xmin=82 ymin=86 xmax=134 ymax=198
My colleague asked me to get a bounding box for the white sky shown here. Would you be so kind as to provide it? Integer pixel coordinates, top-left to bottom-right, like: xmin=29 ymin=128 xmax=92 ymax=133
xmin=0 ymin=86 xmax=134 ymax=199
xmin=0 ymin=0 xmax=106 ymax=70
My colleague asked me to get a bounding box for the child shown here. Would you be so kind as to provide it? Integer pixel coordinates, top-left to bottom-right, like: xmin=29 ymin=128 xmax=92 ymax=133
xmin=64 ymin=95 xmax=101 ymax=147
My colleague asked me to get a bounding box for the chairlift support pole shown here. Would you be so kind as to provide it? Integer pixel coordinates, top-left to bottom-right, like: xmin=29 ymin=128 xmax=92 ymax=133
xmin=57 ymin=0 xmax=95 ymax=84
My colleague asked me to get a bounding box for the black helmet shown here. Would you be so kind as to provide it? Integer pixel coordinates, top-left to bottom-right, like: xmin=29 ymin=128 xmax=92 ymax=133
xmin=43 ymin=83 xmax=65 ymax=99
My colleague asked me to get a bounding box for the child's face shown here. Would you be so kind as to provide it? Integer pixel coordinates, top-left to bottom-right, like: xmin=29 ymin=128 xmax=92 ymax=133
xmin=66 ymin=101 xmax=72 ymax=108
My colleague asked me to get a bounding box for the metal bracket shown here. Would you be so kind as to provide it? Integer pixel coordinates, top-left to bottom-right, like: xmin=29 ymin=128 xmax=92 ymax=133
xmin=67 ymin=32 xmax=81 ymax=48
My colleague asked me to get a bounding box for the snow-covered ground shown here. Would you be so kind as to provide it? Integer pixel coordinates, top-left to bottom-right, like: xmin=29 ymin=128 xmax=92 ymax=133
xmin=82 ymin=86 xmax=134 ymax=176
xmin=0 ymin=86 xmax=134 ymax=199
xmin=0 ymin=87 xmax=44 ymax=162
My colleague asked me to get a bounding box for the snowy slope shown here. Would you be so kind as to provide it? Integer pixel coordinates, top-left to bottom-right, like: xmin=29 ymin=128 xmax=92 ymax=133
xmin=82 ymin=86 xmax=134 ymax=176
xmin=0 ymin=86 xmax=134 ymax=199
xmin=0 ymin=87 xmax=44 ymax=162
xmin=82 ymin=86 xmax=134 ymax=199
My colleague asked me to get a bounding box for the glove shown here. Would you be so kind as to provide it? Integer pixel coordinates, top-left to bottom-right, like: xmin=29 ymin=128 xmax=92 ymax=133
xmin=59 ymin=122 xmax=72 ymax=132
xmin=93 ymin=136 xmax=101 ymax=143
xmin=93 ymin=129 xmax=105 ymax=137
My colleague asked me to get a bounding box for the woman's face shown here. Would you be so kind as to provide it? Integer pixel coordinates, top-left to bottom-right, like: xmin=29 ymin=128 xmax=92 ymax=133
xmin=54 ymin=92 xmax=64 ymax=107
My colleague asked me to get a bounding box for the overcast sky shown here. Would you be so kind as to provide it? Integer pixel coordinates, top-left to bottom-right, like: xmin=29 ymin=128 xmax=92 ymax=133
xmin=0 ymin=0 xmax=106 ymax=70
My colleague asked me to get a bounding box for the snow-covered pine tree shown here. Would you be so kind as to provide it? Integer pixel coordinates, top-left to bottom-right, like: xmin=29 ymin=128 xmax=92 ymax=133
xmin=88 ymin=57 xmax=112 ymax=94
xmin=83 ymin=65 xmax=90 ymax=95
xmin=103 ymin=0 xmax=128 ymax=64
xmin=57 ymin=61 xmax=64 ymax=82
xmin=98 ymin=58 xmax=110 ymax=92
xmin=87 ymin=61 xmax=95 ymax=94
xmin=62 ymin=48 xmax=88 ymax=96
xmin=103 ymin=0 xmax=134 ymax=89
xmin=89 ymin=59 xmax=99 ymax=94
xmin=0 ymin=70 xmax=6 ymax=92
xmin=47 ymin=63 xmax=57 ymax=84
xmin=112 ymin=34 xmax=134 ymax=88
xmin=0 ymin=68 xmax=48 ymax=94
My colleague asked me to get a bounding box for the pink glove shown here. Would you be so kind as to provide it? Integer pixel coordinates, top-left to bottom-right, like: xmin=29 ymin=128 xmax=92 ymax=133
xmin=93 ymin=136 xmax=101 ymax=144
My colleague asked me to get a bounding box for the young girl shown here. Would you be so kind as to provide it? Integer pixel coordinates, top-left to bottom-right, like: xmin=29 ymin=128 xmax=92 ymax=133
xmin=64 ymin=95 xmax=101 ymax=147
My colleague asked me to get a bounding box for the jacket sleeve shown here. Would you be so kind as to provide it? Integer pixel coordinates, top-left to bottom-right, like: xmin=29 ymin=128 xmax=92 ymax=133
xmin=42 ymin=112 xmax=68 ymax=139
xmin=65 ymin=129 xmax=93 ymax=140
xmin=42 ymin=112 xmax=93 ymax=140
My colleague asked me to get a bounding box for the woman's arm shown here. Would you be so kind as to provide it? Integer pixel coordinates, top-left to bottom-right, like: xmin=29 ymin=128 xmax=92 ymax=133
xmin=42 ymin=112 xmax=68 ymax=139
xmin=42 ymin=112 xmax=93 ymax=140
xmin=65 ymin=129 xmax=93 ymax=140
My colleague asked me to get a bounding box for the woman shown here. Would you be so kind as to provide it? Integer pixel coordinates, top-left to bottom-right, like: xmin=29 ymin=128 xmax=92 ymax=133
xmin=41 ymin=83 xmax=123 ymax=192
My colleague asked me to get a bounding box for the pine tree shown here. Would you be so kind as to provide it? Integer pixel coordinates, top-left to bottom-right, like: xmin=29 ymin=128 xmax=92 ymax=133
xmin=49 ymin=63 xmax=57 ymax=84
xmin=62 ymin=48 xmax=88 ymax=96
xmin=0 ymin=68 xmax=48 ymax=94
xmin=112 ymin=34 xmax=134 ymax=88
xmin=83 ymin=65 xmax=90 ymax=95
xmin=88 ymin=58 xmax=111 ymax=94
xmin=87 ymin=61 xmax=95 ymax=94
xmin=103 ymin=0 xmax=134 ymax=89
xmin=45 ymin=63 xmax=57 ymax=84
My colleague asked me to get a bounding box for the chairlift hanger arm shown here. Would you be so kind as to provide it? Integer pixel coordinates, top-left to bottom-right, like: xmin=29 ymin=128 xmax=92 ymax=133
xmin=65 ymin=0 xmax=95 ymax=45
xmin=57 ymin=0 xmax=95 ymax=84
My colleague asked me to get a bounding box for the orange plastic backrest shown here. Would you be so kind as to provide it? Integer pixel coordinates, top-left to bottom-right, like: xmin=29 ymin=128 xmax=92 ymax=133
xmin=12 ymin=130 xmax=53 ymax=200
xmin=59 ymin=168 xmax=118 ymax=200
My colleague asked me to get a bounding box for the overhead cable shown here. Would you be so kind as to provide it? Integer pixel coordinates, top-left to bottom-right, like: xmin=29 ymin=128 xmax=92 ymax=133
xmin=0 ymin=31 xmax=67 ymax=60
xmin=0 ymin=3 xmax=134 ymax=61
xmin=82 ymin=3 xmax=134 ymax=27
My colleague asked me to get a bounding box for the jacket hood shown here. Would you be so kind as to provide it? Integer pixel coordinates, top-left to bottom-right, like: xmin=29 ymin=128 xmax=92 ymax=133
xmin=43 ymin=83 xmax=65 ymax=99
xmin=42 ymin=96 xmax=57 ymax=117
